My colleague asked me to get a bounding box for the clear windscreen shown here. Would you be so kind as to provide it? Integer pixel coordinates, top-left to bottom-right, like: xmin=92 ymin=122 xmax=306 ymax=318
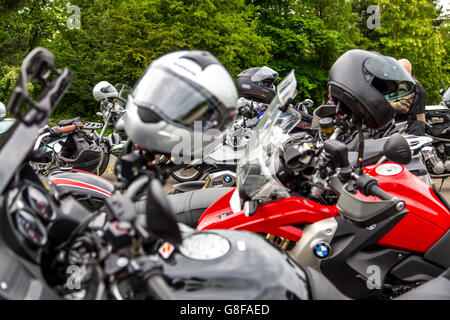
xmin=250 ymin=66 xmax=279 ymax=83
xmin=115 ymin=83 xmax=133 ymax=105
xmin=237 ymin=70 xmax=300 ymax=202
xmin=364 ymin=55 xmax=415 ymax=101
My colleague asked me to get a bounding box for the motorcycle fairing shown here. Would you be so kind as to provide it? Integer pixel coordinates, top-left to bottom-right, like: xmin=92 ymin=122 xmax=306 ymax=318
xmin=49 ymin=169 xmax=114 ymax=199
xmin=197 ymin=188 xmax=339 ymax=242
xmin=0 ymin=236 xmax=60 ymax=299
xmin=319 ymin=216 xmax=444 ymax=299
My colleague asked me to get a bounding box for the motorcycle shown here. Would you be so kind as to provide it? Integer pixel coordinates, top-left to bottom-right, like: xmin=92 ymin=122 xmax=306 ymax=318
xmin=186 ymin=71 xmax=450 ymax=299
xmin=4 ymin=47 xmax=408 ymax=301
xmin=168 ymin=97 xmax=266 ymax=186
xmin=167 ymin=75 xmax=433 ymax=227
xmin=30 ymin=82 xmax=131 ymax=177
xmin=422 ymin=85 xmax=450 ymax=182
xmin=93 ymin=82 xmax=131 ymax=158
xmin=31 ymin=119 xmax=107 ymax=175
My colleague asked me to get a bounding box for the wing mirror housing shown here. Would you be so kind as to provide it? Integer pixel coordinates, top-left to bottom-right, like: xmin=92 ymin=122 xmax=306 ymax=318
xmin=145 ymin=179 xmax=182 ymax=246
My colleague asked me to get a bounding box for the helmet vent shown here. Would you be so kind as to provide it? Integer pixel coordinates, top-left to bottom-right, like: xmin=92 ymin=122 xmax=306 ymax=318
xmin=181 ymin=51 xmax=220 ymax=70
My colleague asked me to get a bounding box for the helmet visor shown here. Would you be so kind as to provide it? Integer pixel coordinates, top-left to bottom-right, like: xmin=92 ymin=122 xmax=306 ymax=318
xmin=132 ymin=67 xmax=227 ymax=130
xmin=250 ymin=66 xmax=279 ymax=83
xmin=363 ymin=56 xmax=415 ymax=101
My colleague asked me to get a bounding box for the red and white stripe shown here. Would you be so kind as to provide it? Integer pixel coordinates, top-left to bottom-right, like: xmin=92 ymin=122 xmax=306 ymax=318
xmin=49 ymin=178 xmax=112 ymax=197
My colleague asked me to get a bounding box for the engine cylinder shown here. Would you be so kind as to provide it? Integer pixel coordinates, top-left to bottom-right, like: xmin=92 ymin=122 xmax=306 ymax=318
xmin=422 ymin=146 xmax=445 ymax=174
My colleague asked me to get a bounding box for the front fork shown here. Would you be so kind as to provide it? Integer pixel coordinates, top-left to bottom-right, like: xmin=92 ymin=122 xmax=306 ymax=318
xmin=97 ymin=113 xmax=112 ymax=144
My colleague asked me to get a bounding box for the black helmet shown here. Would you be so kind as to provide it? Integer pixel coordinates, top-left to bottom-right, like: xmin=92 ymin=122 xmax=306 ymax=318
xmin=328 ymin=49 xmax=415 ymax=129
xmin=56 ymin=133 xmax=103 ymax=173
xmin=236 ymin=66 xmax=279 ymax=104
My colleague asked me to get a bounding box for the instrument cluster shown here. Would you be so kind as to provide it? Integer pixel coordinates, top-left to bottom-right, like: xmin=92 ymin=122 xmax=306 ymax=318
xmin=7 ymin=182 xmax=57 ymax=248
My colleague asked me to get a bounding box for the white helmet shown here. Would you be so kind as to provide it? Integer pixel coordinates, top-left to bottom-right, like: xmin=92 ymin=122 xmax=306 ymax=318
xmin=0 ymin=102 xmax=6 ymax=120
xmin=124 ymin=50 xmax=238 ymax=162
xmin=92 ymin=81 xmax=119 ymax=101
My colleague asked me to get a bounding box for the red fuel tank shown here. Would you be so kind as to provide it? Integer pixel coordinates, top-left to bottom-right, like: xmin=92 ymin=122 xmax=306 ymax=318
xmin=365 ymin=163 xmax=450 ymax=252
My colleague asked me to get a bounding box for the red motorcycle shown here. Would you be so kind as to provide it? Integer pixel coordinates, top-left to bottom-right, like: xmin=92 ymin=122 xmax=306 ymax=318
xmin=196 ymin=72 xmax=450 ymax=299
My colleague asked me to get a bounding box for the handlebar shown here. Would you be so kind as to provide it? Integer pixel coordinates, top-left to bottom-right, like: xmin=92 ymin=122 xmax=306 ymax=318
xmin=50 ymin=122 xmax=83 ymax=136
xmin=354 ymin=173 xmax=393 ymax=201
xmin=60 ymin=124 xmax=77 ymax=134
xmin=367 ymin=183 xmax=393 ymax=201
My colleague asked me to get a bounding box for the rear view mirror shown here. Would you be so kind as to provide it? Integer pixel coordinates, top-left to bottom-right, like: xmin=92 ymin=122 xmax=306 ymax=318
xmin=383 ymin=133 xmax=411 ymax=165
xmin=304 ymin=99 xmax=314 ymax=108
xmin=440 ymin=89 xmax=445 ymax=96
xmin=324 ymin=139 xmax=349 ymax=167
xmin=145 ymin=179 xmax=182 ymax=246
xmin=6 ymin=47 xmax=72 ymax=126
xmin=21 ymin=47 xmax=55 ymax=88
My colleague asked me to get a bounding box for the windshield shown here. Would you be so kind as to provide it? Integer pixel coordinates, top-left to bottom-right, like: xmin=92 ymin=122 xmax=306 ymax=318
xmin=237 ymin=70 xmax=300 ymax=202
xmin=115 ymin=83 xmax=133 ymax=104
xmin=0 ymin=119 xmax=15 ymax=135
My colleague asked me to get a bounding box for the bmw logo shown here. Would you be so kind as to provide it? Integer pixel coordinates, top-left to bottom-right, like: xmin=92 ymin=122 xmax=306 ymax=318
xmin=313 ymin=241 xmax=331 ymax=259
xmin=223 ymin=175 xmax=232 ymax=183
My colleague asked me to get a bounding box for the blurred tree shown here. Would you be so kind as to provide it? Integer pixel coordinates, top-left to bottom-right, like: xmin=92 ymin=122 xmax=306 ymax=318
xmin=0 ymin=0 xmax=448 ymax=116
xmin=1 ymin=0 xmax=271 ymax=118
xmin=247 ymin=0 xmax=361 ymax=104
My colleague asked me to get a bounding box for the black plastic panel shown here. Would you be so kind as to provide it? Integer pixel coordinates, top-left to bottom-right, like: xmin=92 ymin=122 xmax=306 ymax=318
xmin=425 ymin=228 xmax=450 ymax=268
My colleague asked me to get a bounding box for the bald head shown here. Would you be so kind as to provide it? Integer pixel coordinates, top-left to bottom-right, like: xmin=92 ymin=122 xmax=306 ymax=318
xmin=398 ymin=58 xmax=412 ymax=75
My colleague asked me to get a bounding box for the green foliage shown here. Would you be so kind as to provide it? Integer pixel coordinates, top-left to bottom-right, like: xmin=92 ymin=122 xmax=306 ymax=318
xmin=249 ymin=0 xmax=362 ymax=103
xmin=367 ymin=0 xmax=447 ymax=103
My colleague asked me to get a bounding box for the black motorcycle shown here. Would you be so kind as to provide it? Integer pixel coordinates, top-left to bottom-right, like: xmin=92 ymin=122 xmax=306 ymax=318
xmin=422 ymin=85 xmax=450 ymax=182
xmin=0 ymin=47 xmax=352 ymax=301
xmin=0 ymin=47 xmax=312 ymax=300
xmin=31 ymin=119 xmax=107 ymax=175
xmin=3 ymin=47 xmax=449 ymax=301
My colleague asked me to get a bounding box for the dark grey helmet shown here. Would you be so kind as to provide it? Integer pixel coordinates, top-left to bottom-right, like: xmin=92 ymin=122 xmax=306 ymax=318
xmin=328 ymin=49 xmax=415 ymax=129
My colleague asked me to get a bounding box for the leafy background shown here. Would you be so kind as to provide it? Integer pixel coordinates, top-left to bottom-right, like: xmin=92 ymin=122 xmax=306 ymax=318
xmin=0 ymin=0 xmax=449 ymax=120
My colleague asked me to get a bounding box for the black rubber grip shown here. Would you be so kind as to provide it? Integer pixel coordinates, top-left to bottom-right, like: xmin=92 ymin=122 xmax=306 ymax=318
xmin=368 ymin=184 xmax=393 ymax=201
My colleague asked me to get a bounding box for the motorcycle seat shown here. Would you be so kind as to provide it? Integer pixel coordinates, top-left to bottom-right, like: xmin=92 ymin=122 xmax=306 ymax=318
xmin=395 ymin=267 xmax=450 ymax=300
xmin=160 ymin=187 xmax=233 ymax=227
xmin=58 ymin=117 xmax=82 ymax=127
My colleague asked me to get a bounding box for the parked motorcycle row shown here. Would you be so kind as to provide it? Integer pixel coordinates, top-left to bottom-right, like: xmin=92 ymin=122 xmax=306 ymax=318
xmin=0 ymin=47 xmax=449 ymax=301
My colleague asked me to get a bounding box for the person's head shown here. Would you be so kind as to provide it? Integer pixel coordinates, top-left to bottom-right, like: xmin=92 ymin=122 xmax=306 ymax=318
xmin=236 ymin=66 xmax=279 ymax=104
xmin=328 ymin=49 xmax=415 ymax=129
xmin=124 ymin=50 xmax=238 ymax=163
xmin=398 ymin=58 xmax=412 ymax=75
